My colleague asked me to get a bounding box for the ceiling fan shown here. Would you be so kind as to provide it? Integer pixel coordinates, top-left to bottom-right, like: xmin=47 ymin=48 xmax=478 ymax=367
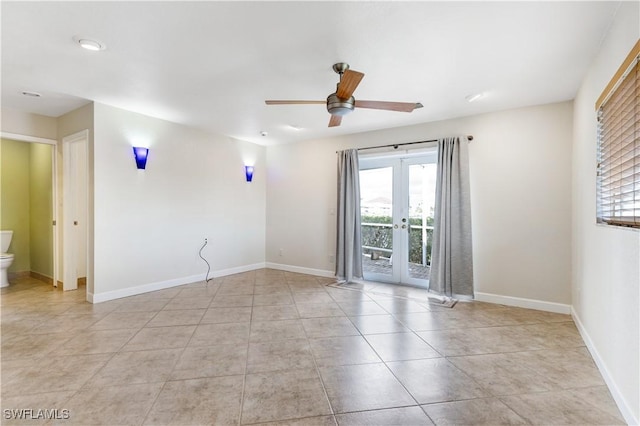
xmin=265 ymin=63 xmax=423 ymax=127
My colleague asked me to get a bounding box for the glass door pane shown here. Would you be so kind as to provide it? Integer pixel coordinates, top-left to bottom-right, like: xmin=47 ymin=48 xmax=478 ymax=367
xmin=406 ymin=163 xmax=437 ymax=285
xmin=360 ymin=166 xmax=394 ymax=281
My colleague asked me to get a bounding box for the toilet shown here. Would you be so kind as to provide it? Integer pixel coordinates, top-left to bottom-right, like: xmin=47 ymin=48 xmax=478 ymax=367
xmin=1 ymin=230 xmax=15 ymax=288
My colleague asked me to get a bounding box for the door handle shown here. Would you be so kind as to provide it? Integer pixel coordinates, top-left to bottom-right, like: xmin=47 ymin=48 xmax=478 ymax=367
xmin=401 ymin=224 xmax=407 ymax=229
xmin=393 ymin=224 xmax=398 ymax=229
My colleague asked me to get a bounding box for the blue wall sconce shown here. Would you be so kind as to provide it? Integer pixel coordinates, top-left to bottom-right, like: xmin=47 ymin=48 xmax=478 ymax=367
xmin=133 ymin=147 xmax=149 ymax=169
xmin=245 ymin=165 xmax=254 ymax=182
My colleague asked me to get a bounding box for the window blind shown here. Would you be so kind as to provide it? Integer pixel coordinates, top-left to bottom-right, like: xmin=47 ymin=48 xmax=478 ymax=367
xmin=596 ymin=53 xmax=639 ymax=228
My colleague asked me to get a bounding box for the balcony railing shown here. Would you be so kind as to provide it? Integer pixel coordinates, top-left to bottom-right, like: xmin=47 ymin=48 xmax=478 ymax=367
xmin=361 ymin=221 xmax=434 ymax=267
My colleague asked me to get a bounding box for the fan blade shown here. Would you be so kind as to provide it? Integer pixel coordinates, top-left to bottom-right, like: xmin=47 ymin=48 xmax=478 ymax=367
xmin=355 ymin=100 xmax=422 ymax=112
xmin=328 ymin=115 xmax=342 ymax=127
xmin=336 ymin=70 xmax=364 ymax=99
xmin=265 ymin=100 xmax=325 ymax=105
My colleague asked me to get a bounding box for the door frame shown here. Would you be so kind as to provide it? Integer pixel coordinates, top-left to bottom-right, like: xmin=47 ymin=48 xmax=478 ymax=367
xmin=359 ymin=148 xmax=438 ymax=287
xmin=62 ymin=130 xmax=89 ymax=292
xmin=0 ymin=132 xmax=59 ymax=287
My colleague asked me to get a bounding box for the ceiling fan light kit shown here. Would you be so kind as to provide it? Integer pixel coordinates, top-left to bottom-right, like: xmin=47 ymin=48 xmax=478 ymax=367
xmin=265 ymin=62 xmax=421 ymax=127
xmin=326 ymin=93 xmax=355 ymax=116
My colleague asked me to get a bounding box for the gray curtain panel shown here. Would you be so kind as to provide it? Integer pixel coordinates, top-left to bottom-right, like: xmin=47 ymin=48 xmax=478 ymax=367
xmin=335 ymin=149 xmax=363 ymax=283
xmin=430 ymin=136 xmax=474 ymax=297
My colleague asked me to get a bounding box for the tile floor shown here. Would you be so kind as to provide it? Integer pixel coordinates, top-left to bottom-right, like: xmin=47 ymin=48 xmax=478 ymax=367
xmin=0 ymin=270 xmax=626 ymax=425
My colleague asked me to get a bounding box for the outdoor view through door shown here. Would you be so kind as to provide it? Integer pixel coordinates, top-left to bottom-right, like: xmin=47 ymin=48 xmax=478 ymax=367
xmin=360 ymin=153 xmax=437 ymax=287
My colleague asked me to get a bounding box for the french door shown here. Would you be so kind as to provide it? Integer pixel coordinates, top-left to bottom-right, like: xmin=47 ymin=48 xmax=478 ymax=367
xmin=359 ymin=152 xmax=437 ymax=287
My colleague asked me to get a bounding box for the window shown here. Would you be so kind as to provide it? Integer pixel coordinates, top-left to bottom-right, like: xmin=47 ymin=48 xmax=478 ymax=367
xmin=596 ymin=40 xmax=640 ymax=228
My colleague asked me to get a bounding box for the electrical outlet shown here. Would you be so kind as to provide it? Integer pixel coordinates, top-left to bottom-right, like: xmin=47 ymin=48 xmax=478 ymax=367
xmin=205 ymin=238 xmax=208 ymax=244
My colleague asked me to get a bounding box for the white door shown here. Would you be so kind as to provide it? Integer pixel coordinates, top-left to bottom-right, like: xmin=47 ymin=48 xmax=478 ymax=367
xmin=62 ymin=131 xmax=88 ymax=291
xmin=52 ymin=143 xmax=59 ymax=288
xmin=360 ymin=152 xmax=438 ymax=287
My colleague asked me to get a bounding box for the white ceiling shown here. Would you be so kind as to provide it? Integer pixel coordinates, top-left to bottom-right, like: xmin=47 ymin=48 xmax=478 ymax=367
xmin=1 ymin=1 xmax=621 ymax=145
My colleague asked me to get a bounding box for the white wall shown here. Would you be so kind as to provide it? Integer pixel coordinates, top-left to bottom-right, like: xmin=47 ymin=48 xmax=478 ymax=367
xmin=92 ymin=103 xmax=266 ymax=299
xmin=1 ymin=108 xmax=58 ymax=140
xmin=267 ymin=101 xmax=573 ymax=307
xmin=571 ymin=1 xmax=639 ymax=423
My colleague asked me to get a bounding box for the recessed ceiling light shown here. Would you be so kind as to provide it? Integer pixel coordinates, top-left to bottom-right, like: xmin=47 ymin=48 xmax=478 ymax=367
xmin=260 ymin=131 xmax=268 ymax=137
xmin=465 ymin=93 xmax=484 ymax=103
xmin=21 ymin=91 xmax=41 ymax=98
xmin=73 ymin=36 xmax=106 ymax=51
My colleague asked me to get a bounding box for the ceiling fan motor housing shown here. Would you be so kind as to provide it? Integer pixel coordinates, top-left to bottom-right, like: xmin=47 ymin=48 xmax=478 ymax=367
xmin=327 ymin=93 xmax=355 ymax=116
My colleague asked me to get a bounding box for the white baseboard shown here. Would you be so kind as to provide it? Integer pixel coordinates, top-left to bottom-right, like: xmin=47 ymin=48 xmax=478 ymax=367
xmin=211 ymin=262 xmax=266 ymax=279
xmin=91 ymin=262 xmax=266 ymax=304
xmin=474 ymin=292 xmax=571 ymax=314
xmin=571 ymin=307 xmax=638 ymax=426
xmin=265 ymin=262 xmax=335 ymax=278
xmin=91 ymin=273 xmax=207 ymax=303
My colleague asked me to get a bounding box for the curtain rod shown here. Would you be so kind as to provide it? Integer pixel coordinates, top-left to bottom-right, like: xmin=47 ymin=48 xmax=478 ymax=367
xmin=355 ymin=135 xmax=473 ymax=152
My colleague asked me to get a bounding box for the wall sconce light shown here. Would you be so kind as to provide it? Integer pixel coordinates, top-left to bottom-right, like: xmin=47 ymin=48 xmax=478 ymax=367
xmin=245 ymin=165 xmax=254 ymax=182
xmin=133 ymin=147 xmax=149 ymax=169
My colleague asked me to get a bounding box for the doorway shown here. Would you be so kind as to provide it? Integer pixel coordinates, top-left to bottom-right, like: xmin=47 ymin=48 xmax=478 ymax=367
xmin=0 ymin=133 xmax=58 ymax=288
xmin=359 ymin=151 xmax=437 ymax=287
